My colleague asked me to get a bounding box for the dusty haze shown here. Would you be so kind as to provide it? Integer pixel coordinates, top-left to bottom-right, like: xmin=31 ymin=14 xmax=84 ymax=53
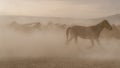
xmin=0 ymin=0 xmax=120 ymax=68
xmin=0 ymin=21 xmax=120 ymax=61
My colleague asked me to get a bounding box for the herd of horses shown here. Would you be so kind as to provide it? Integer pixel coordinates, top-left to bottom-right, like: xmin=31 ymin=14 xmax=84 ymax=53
xmin=8 ymin=20 xmax=120 ymax=48
xmin=9 ymin=21 xmax=67 ymax=32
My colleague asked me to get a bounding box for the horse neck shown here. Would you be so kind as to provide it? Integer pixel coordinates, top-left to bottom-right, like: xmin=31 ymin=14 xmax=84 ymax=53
xmin=93 ymin=23 xmax=105 ymax=34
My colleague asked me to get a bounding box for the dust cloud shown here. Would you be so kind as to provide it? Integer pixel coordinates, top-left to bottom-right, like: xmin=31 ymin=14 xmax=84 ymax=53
xmin=0 ymin=22 xmax=120 ymax=61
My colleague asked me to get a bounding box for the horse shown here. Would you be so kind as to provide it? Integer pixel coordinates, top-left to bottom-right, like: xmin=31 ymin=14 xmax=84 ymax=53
xmin=54 ymin=23 xmax=67 ymax=30
xmin=66 ymin=20 xmax=112 ymax=48
xmin=26 ymin=22 xmax=41 ymax=31
xmin=45 ymin=22 xmax=54 ymax=30
xmin=33 ymin=22 xmax=41 ymax=31
xmin=9 ymin=21 xmax=41 ymax=32
xmin=58 ymin=24 xmax=67 ymax=30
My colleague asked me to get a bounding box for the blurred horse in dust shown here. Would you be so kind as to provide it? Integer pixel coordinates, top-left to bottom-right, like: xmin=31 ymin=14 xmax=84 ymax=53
xmin=9 ymin=21 xmax=41 ymax=32
xmin=66 ymin=20 xmax=112 ymax=48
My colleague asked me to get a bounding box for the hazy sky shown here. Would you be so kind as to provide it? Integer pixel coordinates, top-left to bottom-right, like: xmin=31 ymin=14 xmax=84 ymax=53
xmin=0 ymin=0 xmax=120 ymax=18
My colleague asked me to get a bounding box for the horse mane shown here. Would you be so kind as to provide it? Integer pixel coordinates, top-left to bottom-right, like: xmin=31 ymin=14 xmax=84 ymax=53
xmin=93 ymin=20 xmax=108 ymax=27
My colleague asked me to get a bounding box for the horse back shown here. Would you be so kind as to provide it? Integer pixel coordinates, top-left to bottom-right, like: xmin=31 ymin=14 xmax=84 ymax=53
xmin=70 ymin=25 xmax=98 ymax=39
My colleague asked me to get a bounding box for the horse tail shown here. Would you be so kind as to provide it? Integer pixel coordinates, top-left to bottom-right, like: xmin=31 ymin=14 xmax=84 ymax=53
xmin=66 ymin=27 xmax=72 ymax=40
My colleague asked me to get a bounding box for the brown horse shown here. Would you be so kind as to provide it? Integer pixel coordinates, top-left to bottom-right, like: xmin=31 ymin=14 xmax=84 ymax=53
xmin=66 ymin=20 xmax=112 ymax=47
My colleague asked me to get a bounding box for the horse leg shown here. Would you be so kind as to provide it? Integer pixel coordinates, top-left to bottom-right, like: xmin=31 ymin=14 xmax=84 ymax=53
xmin=74 ymin=36 xmax=81 ymax=50
xmin=96 ymin=39 xmax=101 ymax=45
xmin=74 ymin=36 xmax=78 ymax=44
xmin=66 ymin=36 xmax=73 ymax=45
xmin=89 ymin=39 xmax=94 ymax=48
xmin=96 ymin=39 xmax=104 ymax=49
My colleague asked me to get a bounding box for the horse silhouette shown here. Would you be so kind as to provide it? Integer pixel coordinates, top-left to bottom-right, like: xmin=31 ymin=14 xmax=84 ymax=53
xmin=66 ymin=20 xmax=112 ymax=48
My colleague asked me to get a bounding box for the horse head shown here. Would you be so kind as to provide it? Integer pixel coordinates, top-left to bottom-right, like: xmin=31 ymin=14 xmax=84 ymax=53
xmin=102 ymin=20 xmax=112 ymax=30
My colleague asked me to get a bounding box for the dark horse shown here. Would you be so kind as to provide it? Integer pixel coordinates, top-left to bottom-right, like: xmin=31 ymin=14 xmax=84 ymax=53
xmin=66 ymin=20 xmax=112 ymax=47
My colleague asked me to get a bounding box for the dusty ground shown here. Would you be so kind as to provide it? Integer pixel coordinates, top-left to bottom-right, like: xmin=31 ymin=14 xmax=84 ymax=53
xmin=0 ymin=57 xmax=120 ymax=68
xmin=0 ymin=23 xmax=120 ymax=68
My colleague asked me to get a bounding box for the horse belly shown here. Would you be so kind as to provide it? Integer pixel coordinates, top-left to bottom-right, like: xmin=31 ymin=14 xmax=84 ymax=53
xmin=77 ymin=30 xmax=95 ymax=39
xmin=78 ymin=34 xmax=90 ymax=39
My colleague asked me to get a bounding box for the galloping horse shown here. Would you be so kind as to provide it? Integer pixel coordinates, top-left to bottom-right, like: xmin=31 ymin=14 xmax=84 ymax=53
xmin=66 ymin=20 xmax=112 ymax=47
